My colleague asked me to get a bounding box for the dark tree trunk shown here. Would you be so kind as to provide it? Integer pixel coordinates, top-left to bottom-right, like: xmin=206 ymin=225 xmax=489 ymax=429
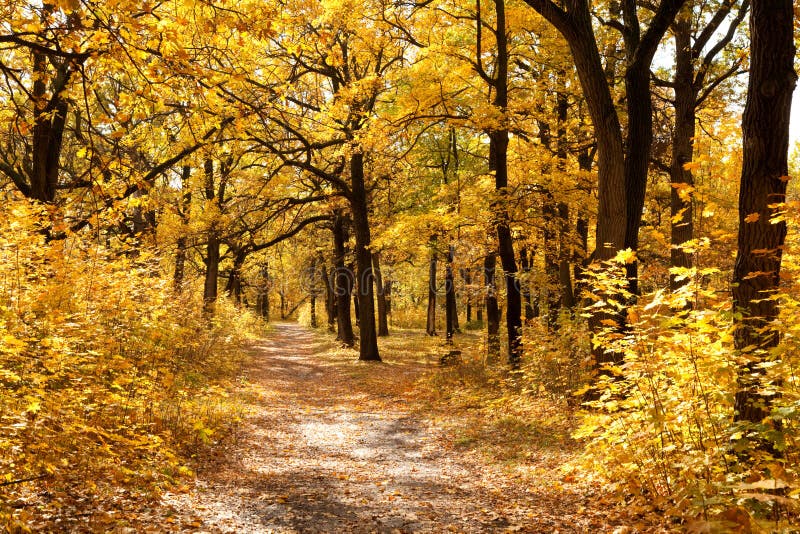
xmin=486 ymin=0 xmax=522 ymax=365
xmin=445 ymin=245 xmax=457 ymax=343
xmin=256 ymin=263 xmax=270 ymax=321
xmin=333 ymin=211 xmax=355 ymax=347
xmin=373 ymin=250 xmax=390 ymax=336
xmin=225 ymin=248 xmax=247 ymax=305
xmin=554 ymin=91 xmax=575 ymax=312
xmin=557 ymin=202 xmax=575 ymax=310
xmin=622 ymin=66 xmax=656 ymax=297
xmin=203 ymin=159 xmax=220 ymax=314
xmin=519 ymin=247 xmax=535 ymax=321
xmin=426 ymin=249 xmax=438 ymax=336
xmin=349 ymin=153 xmax=380 ymax=361
xmin=463 ymin=269 xmax=473 ymax=323
xmin=543 ymin=195 xmax=561 ymax=328
xmin=383 ymin=280 xmax=392 ymax=317
xmin=322 ymin=257 xmax=336 ymax=332
xmin=669 ymin=14 xmax=696 ymax=294
xmin=522 ymin=0 xmax=686 ymax=377
xmin=484 ymin=253 xmax=501 ymax=360
xmin=353 ymin=291 xmax=360 ymax=326
xmin=733 ymin=0 xmax=796 ymax=425
xmin=173 ymin=166 xmax=192 ymax=292
xmin=203 ymin=237 xmax=220 ymax=312
xmin=309 ymin=256 xmax=318 ymax=328
xmin=29 ymin=43 xmax=69 ymax=204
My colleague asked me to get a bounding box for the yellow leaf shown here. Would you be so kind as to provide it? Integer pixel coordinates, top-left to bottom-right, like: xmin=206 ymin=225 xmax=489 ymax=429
xmin=615 ymin=248 xmax=637 ymax=264
xmin=744 ymin=212 xmax=760 ymax=223
xmin=25 ymin=399 xmax=41 ymax=415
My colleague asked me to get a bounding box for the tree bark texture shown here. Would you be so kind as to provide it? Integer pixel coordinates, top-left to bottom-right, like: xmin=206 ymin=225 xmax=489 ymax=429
xmin=333 ymin=211 xmax=355 ymax=347
xmin=484 ymin=253 xmax=501 ymax=360
xmin=426 ymin=248 xmax=438 ymax=336
xmin=349 ymin=153 xmax=381 ymax=361
xmin=373 ymin=251 xmax=390 ymax=336
xmin=733 ymin=0 xmax=796 ymax=425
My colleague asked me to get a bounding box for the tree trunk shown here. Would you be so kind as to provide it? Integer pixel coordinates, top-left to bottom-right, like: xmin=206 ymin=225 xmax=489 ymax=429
xmin=256 ymin=263 xmax=270 ymax=321
xmin=733 ymin=0 xmax=796 ymax=425
xmin=463 ymin=268 xmax=473 ymax=323
xmin=203 ymin=159 xmax=220 ymax=314
xmin=349 ymin=153 xmax=381 ymax=361
xmin=519 ymin=247 xmax=535 ymax=321
xmin=309 ymin=256 xmax=318 ymax=328
xmin=383 ymin=280 xmax=392 ymax=316
xmin=173 ymin=166 xmax=192 ymax=292
xmin=353 ymin=289 xmax=360 ymax=327
xmin=445 ymin=245 xmax=457 ymax=343
xmin=373 ymin=250 xmax=390 ymax=336
xmin=30 ymin=43 xmax=68 ymax=204
xmin=484 ymin=253 xmax=501 ymax=360
xmin=322 ymin=257 xmax=336 ymax=332
xmin=333 ymin=211 xmax=355 ymax=347
xmin=543 ymin=195 xmax=561 ymax=328
xmin=426 ymin=249 xmax=438 ymax=336
xmin=488 ymin=0 xmax=522 ymax=365
xmin=669 ymin=14 xmax=696 ymax=294
xmin=225 ymin=248 xmax=246 ymax=305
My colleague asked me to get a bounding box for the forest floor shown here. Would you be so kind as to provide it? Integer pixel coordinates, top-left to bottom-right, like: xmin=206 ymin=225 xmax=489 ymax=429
xmin=152 ymin=323 xmax=648 ymax=533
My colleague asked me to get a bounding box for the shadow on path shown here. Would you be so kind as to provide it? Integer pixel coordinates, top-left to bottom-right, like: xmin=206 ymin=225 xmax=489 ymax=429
xmin=162 ymin=323 xmax=587 ymax=533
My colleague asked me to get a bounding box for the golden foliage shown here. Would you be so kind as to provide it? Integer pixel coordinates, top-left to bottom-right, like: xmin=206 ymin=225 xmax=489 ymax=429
xmin=0 ymin=196 xmax=258 ymax=530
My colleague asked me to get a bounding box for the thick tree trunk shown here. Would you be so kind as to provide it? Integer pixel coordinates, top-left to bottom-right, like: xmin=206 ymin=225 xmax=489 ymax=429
xmin=484 ymin=253 xmax=501 ymax=360
xmin=622 ymin=67 xmax=655 ymax=297
xmin=350 ymin=153 xmax=380 ymax=361
xmin=333 ymin=211 xmax=355 ymax=347
xmin=524 ymin=0 xmax=687 ymax=384
xmin=373 ymin=250 xmax=390 ymax=336
xmin=426 ymin=250 xmax=438 ymax=336
xmin=733 ymin=0 xmax=796 ymax=425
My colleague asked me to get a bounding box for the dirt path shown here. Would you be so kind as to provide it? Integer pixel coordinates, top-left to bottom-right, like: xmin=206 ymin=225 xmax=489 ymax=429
xmin=161 ymin=323 xmax=607 ymax=533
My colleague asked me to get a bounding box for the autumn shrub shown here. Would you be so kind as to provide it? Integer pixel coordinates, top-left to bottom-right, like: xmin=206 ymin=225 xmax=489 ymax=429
xmin=0 ymin=197 xmax=260 ymax=529
xmin=521 ymin=315 xmax=591 ymax=400
xmin=573 ymin=244 xmax=800 ymax=529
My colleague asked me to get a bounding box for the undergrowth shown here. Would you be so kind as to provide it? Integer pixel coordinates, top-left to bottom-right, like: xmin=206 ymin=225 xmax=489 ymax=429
xmin=0 ymin=198 xmax=261 ymax=532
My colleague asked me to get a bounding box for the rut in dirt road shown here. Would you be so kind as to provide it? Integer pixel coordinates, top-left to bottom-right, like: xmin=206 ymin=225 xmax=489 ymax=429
xmin=162 ymin=323 xmax=587 ymax=533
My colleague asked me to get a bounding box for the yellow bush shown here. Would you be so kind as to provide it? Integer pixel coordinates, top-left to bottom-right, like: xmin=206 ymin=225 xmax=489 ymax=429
xmin=0 ymin=196 xmax=259 ymax=529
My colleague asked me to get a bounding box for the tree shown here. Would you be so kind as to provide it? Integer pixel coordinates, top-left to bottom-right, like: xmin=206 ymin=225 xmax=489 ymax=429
xmin=732 ymin=0 xmax=796 ymax=427
xmin=520 ymin=0 xmax=687 ymax=373
xmin=659 ymin=0 xmax=749 ymax=294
